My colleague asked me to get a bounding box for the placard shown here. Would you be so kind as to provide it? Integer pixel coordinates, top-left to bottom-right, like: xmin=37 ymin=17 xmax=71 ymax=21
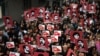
xmin=42 ymin=30 xmax=50 ymax=37
xmin=51 ymin=35 xmax=58 ymax=43
xmin=54 ymin=30 xmax=62 ymax=37
xmin=38 ymin=24 xmax=45 ymax=30
xmin=19 ymin=44 xmax=33 ymax=56
xmin=51 ymin=13 xmax=60 ymax=23
xmin=9 ymin=52 xmax=20 ymax=56
xmin=70 ymin=31 xmax=83 ymax=43
xmin=43 ymin=13 xmax=52 ymax=23
xmin=52 ymin=45 xmax=62 ymax=53
xmin=3 ymin=16 xmax=13 ymax=28
xmin=47 ymin=24 xmax=54 ymax=31
xmin=36 ymin=36 xmax=49 ymax=48
xmin=75 ymin=39 xmax=88 ymax=51
xmin=6 ymin=42 xmax=15 ymax=49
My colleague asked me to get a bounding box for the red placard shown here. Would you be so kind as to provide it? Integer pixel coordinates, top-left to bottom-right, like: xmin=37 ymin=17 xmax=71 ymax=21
xmin=3 ymin=16 xmax=13 ymax=28
xmin=51 ymin=13 xmax=61 ymax=23
xmin=52 ymin=45 xmax=62 ymax=53
xmin=75 ymin=39 xmax=88 ymax=51
xmin=66 ymin=49 xmax=77 ymax=56
xmin=33 ymin=52 xmax=49 ymax=56
xmin=6 ymin=42 xmax=15 ymax=49
xmin=36 ymin=36 xmax=49 ymax=48
xmin=19 ymin=44 xmax=33 ymax=56
xmin=29 ymin=8 xmax=38 ymax=21
xmin=43 ymin=12 xmax=52 ymax=23
xmin=9 ymin=52 xmax=20 ymax=56
xmin=70 ymin=31 xmax=83 ymax=43
xmin=88 ymin=4 xmax=96 ymax=14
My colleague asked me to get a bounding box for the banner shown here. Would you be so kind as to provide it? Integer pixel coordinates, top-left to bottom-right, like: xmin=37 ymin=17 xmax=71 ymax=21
xmin=29 ymin=8 xmax=38 ymax=21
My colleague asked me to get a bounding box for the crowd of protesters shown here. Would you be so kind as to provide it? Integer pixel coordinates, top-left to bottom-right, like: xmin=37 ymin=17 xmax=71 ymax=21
xmin=0 ymin=0 xmax=100 ymax=56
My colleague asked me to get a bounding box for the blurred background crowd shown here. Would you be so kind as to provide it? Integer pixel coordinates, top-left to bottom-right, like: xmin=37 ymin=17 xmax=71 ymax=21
xmin=0 ymin=0 xmax=100 ymax=56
